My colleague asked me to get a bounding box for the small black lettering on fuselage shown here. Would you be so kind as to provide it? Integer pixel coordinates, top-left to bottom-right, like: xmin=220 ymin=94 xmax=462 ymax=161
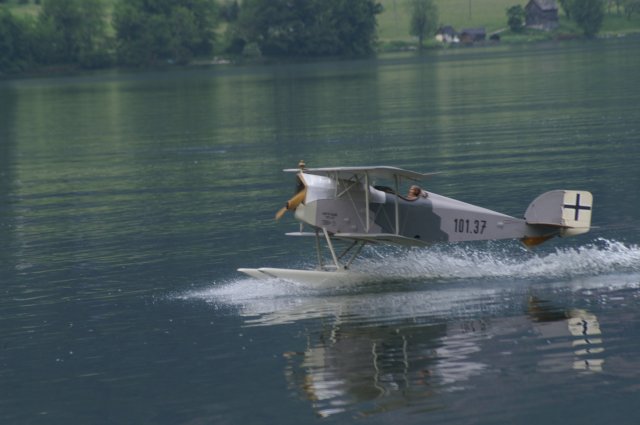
xmin=453 ymin=218 xmax=487 ymax=234
xmin=321 ymin=211 xmax=338 ymax=227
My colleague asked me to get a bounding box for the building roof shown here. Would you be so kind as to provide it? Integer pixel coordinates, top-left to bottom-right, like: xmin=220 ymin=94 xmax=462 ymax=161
xmin=460 ymin=28 xmax=486 ymax=36
xmin=437 ymin=25 xmax=457 ymax=36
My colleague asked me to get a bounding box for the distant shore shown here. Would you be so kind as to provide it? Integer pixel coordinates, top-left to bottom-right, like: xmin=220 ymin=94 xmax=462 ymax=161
xmin=2 ymin=0 xmax=640 ymax=78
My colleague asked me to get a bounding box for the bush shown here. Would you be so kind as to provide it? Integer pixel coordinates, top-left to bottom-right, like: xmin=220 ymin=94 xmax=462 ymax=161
xmin=507 ymin=5 xmax=525 ymax=32
xmin=571 ymin=0 xmax=605 ymax=36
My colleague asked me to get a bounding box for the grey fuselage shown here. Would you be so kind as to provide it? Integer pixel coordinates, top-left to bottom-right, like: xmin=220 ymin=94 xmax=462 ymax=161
xmin=293 ymin=173 xmax=554 ymax=245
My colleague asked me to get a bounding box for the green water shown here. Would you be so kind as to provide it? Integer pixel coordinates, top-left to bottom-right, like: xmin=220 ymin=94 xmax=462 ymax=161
xmin=1 ymin=38 xmax=640 ymax=424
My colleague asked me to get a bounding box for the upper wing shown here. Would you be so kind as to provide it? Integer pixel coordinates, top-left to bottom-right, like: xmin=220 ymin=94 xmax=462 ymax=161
xmin=283 ymin=165 xmax=438 ymax=182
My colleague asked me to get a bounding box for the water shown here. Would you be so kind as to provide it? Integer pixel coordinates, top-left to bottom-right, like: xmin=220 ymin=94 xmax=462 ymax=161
xmin=1 ymin=38 xmax=640 ymax=424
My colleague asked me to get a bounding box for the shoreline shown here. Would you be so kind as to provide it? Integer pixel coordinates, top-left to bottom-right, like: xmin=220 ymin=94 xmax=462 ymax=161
xmin=2 ymin=31 xmax=639 ymax=81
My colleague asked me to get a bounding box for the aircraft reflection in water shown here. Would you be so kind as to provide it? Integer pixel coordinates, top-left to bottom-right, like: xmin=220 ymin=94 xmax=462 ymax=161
xmin=257 ymin=294 xmax=606 ymax=418
xmin=283 ymin=320 xmax=486 ymax=418
xmin=528 ymin=297 xmax=605 ymax=373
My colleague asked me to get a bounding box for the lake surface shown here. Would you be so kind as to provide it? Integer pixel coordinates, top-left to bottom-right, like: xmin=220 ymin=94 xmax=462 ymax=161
xmin=1 ymin=38 xmax=640 ymax=424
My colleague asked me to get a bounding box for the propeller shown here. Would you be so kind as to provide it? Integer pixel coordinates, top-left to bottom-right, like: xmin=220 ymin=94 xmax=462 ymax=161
xmin=275 ymin=160 xmax=308 ymax=220
xmin=275 ymin=188 xmax=307 ymax=220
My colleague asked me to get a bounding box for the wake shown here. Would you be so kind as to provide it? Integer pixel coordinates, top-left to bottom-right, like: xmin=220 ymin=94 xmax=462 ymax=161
xmin=356 ymin=238 xmax=640 ymax=281
xmin=181 ymin=238 xmax=640 ymax=304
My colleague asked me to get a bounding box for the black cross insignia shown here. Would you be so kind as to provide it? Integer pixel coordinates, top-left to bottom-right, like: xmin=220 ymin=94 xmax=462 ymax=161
xmin=563 ymin=193 xmax=591 ymax=221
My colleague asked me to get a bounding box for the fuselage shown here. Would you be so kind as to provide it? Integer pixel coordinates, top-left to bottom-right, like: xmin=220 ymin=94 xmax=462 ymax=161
xmin=293 ymin=172 xmax=551 ymax=245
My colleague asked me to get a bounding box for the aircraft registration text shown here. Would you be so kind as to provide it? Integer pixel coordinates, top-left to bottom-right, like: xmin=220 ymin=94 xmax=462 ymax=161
xmin=453 ymin=219 xmax=487 ymax=234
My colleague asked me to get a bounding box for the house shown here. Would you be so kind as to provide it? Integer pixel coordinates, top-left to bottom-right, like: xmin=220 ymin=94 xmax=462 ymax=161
xmin=525 ymin=0 xmax=559 ymax=30
xmin=435 ymin=25 xmax=459 ymax=43
xmin=459 ymin=28 xmax=486 ymax=44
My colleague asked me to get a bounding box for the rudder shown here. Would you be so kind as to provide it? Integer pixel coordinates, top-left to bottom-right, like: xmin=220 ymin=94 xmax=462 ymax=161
xmin=525 ymin=190 xmax=593 ymax=237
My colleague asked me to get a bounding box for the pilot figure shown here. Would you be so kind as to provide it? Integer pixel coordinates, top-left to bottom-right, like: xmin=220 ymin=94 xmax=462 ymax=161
xmin=407 ymin=185 xmax=428 ymax=200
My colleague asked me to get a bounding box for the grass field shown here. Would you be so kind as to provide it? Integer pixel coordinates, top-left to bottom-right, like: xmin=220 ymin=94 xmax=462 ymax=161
xmin=378 ymin=0 xmax=520 ymax=41
xmin=0 ymin=0 xmax=40 ymax=17
xmin=378 ymin=0 xmax=640 ymax=43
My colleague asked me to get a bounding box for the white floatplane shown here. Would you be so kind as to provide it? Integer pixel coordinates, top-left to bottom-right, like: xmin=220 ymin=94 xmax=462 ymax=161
xmin=238 ymin=162 xmax=593 ymax=284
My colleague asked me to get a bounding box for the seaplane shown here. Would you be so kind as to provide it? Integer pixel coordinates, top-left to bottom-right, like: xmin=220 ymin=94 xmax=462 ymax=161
xmin=238 ymin=162 xmax=593 ymax=285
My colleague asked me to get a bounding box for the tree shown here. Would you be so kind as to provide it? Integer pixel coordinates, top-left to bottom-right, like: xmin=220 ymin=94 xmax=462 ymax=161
xmin=559 ymin=0 xmax=575 ymax=18
xmin=0 ymin=9 xmax=35 ymax=73
xmin=220 ymin=0 xmax=239 ymax=22
xmin=607 ymin=0 xmax=623 ymax=14
xmin=571 ymin=0 xmax=605 ymax=37
xmin=506 ymin=4 xmax=525 ymax=32
xmin=623 ymin=0 xmax=640 ymax=18
xmin=332 ymin=0 xmax=383 ymax=56
xmin=113 ymin=0 xmax=218 ymax=66
xmin=228 ymin=0 xmax=382 ymax=57
xmin=37 ymin=0 xmax=111 ymax=68
xmin=408 ymin=0 xmax=438 ymax=49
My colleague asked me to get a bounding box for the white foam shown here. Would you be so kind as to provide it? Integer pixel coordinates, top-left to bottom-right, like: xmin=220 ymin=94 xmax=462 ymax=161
xmin=180 ymin=238 xmax=640 ymax=307
xmin=171 ymin=239 xmax=640 ymax=327
xmin=355 ymin=238 xmax=640 ymax=281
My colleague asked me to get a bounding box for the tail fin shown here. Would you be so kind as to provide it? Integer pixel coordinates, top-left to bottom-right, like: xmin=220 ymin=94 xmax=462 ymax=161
xmin=525 ymin=190 xmax=593 ymax=237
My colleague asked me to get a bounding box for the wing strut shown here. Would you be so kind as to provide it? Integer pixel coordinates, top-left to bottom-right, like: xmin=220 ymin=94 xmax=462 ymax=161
xmin=308 ymin=228 xmax=369 ymax=270
xmin=343 ymin=241 xmax=365 ymax=268
xmin=314 ymin=228 xmax=324 ymax=269
xmin=365 ymin=172 xmax=370 ymax=232
xmin=322 ymin=227 xmax=342 ymax=270
xmin=394 ymin=174 xmax=400 ymax=235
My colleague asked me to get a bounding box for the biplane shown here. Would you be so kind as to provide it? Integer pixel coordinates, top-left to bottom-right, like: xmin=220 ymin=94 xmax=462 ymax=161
xmin=238 ymin=162 xmax=593 ymax=284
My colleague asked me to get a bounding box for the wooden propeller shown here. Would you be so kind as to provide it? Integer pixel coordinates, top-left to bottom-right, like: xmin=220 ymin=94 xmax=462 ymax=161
xmin=275 ymin=188 xmax=307 ymax=220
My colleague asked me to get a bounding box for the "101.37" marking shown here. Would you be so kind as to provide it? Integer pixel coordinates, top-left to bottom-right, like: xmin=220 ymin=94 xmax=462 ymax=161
xmin=453 ymin=218 xmax=487 ymax=234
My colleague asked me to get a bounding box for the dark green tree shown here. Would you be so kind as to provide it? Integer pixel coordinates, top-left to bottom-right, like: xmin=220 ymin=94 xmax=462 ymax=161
xmin=220 ymin=0 xmax=239 ymax=22
xmin=0 ymin=9 xmax=34 ymax=73
xmin=506 ymin=5 xmax=525 ymax=32
xmin=113 ymin=0 xmax=218 ymax=66
xmin=408 ymin=0 xmax=438 ymax=49
xmin=559 ymin=0 xmax=575 ymax=18
xmin=571 ymin=0 xmax=605 ymax=36
xmin=608 ymin=0 xmax=623 ymax=14
xmin=36 ymin=0 xmax=111 ymax=68
xmin=623 ymin=0 xmax=640 ymax=18
xmin=228 ymin=0 xmax=382 ymax=57
xmin=333 ymin=0 xmax=383 ymax=56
